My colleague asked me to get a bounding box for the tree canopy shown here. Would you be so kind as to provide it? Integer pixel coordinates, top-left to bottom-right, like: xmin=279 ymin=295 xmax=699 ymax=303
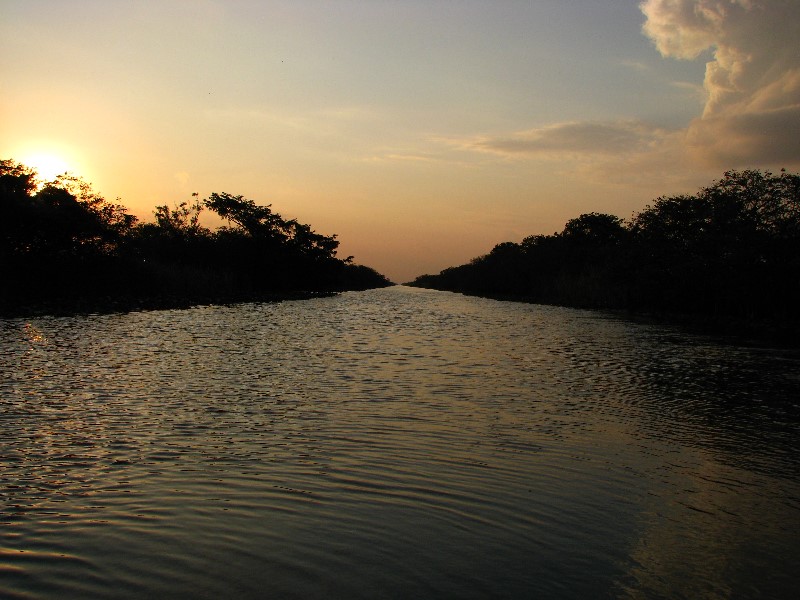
xmin=1 ymin=158 xmax=391 ymax=315
xmin=410 ymin=169 xmax=800 ymax=331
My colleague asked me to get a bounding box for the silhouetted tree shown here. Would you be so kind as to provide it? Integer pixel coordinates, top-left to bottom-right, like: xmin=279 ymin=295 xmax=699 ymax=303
xmin=204 ymin=192 xmax=340 ymax=259
xmin=0 ymin=162 xmax=142 ymax=310
xmin=628 ymin=169 xmax=800 ymax=316
xmin=562 ymin=212 xmax=626 ymax=244
xmin=410 ymin=170 xmax=800 ymax=327
xmin=1 ymin=158 xmax=391 ymax=315
xmin=153 ymin=195 xmax=207 ymax=238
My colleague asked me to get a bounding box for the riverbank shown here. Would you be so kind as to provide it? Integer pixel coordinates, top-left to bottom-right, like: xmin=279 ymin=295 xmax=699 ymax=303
xmin=408 ymin=171 xmax=800 ymax=347
xmin=0 ymin=289 xmax=342 ymax=319
xmin=411 ymin=286 xmax=800 ymax=348
xmin=1 ymin=159 xmax=393 ymax=320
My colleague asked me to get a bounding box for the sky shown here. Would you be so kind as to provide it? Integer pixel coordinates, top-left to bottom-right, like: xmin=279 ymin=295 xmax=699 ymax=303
xmin=2 ymin=0 xmax=799 ymax=283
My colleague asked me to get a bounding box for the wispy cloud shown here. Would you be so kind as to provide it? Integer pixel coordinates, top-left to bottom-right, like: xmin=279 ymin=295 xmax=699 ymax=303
xmin=455 ymin=120 xmax=671 ymax=159
xmin=620 ymin=59 xmax=651 ymax=72
xmin=364 ymin=153 xmax=437 ymax=163
xmin=670 ymin=80 xmax=706 ymax=100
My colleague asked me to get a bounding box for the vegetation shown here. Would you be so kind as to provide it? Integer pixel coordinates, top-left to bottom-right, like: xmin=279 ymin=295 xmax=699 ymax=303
xmin=409 ymin=170 xmax=800 ymax=334
xmin=0 ymin=159 xmax=391 ymax=315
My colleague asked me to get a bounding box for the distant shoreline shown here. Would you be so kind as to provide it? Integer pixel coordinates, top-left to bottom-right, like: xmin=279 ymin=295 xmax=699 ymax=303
xmin=1 ymin=158 xmax=393 ymax=318
xmin=407 ymin=170 xmax=800 ymax=348
xmin=411 ymin=286 xmax=800 ymax=348
xmin=0 ymin=289 xmax=341 ymax=319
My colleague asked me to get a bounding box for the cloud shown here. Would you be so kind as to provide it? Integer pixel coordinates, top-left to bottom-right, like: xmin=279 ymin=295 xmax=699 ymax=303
xmin=687 ymin=103 xmax=800 ymax=164
xmin=462 ymin=120 xmax=671 ymax=158
xmin=434 ymin=1 xmax=798 ymax=180
xmin=640 ymin=0 xmax=800 ymax=166
xmin=670 ymin=80 xmax=706 ymax=99
xmin=363 ymin=153 xmax=436 ymax=163
xmin=620 ymin=59 xmax=651 ymax=72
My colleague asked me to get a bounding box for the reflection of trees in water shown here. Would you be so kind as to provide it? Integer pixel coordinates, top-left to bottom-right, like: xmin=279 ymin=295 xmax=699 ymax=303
xmin=617 ymin=445 xmax=800 ymax=600
xmin=529 ymin=315 xmax=800 ymax=599
xmin=550 ymin=314 xmax=800 ymax=479
xmin=630 ymin=340 xmax=800 ymax=479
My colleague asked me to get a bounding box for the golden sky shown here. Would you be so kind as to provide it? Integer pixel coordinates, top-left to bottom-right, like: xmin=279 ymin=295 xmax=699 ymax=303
xmin=3 ymin=0 xmax=799 ymax=282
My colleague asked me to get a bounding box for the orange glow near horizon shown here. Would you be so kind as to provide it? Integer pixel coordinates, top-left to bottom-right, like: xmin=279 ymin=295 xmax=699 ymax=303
xmin=18 ymin=149 xmax=74 ymax=186
xmin=3 ymin=2 xmax=800 ymax=283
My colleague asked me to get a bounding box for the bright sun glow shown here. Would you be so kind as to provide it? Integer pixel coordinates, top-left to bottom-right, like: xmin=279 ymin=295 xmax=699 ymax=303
xmin=22 ymin=152 xmax=71 ymax=183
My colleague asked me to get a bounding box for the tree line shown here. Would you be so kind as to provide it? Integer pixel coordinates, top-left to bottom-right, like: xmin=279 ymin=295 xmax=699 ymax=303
xmin=410 ymin=170 xmax=800 ymax=331
xmin=0 ymin=159 xmax=391 ymax=315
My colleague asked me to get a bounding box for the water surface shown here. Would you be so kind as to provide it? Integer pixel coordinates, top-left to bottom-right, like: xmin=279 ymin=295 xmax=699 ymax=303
xmin=2 ymin=286 xmax=799 ymax=598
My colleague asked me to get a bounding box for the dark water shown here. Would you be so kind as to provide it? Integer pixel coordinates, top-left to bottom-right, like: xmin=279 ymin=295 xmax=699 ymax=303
xmin=2 ymin=286 xmax=799 ymax=599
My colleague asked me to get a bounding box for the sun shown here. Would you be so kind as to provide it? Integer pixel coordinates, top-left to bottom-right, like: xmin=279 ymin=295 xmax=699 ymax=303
xmin=22 ymin=152 xmax=72 ymax=184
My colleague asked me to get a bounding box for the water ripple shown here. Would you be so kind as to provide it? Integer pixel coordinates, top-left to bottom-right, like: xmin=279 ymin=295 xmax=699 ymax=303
xmin=1 ymin=287 xmax=799 ymax=598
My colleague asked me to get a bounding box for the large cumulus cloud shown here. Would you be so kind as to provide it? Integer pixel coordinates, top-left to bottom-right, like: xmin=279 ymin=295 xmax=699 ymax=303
xmin=641 ymin=0 xmax=800 ymax=166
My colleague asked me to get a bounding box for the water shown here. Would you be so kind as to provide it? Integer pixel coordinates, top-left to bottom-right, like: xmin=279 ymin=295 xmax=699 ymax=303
xmin=1 ymin=286 xmax=799 ymax=599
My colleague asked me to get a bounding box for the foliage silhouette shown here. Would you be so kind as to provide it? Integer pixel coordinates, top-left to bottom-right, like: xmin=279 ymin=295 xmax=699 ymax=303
xmin=409 ymin=170 xmax=800 ymax=333
xmin=1 ymin=159 xmax=391 ymax=315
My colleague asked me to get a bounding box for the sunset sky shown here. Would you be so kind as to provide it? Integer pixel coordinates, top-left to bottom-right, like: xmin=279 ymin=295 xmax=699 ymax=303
xmin=3 ymin=0 xmax=799 ymax=282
